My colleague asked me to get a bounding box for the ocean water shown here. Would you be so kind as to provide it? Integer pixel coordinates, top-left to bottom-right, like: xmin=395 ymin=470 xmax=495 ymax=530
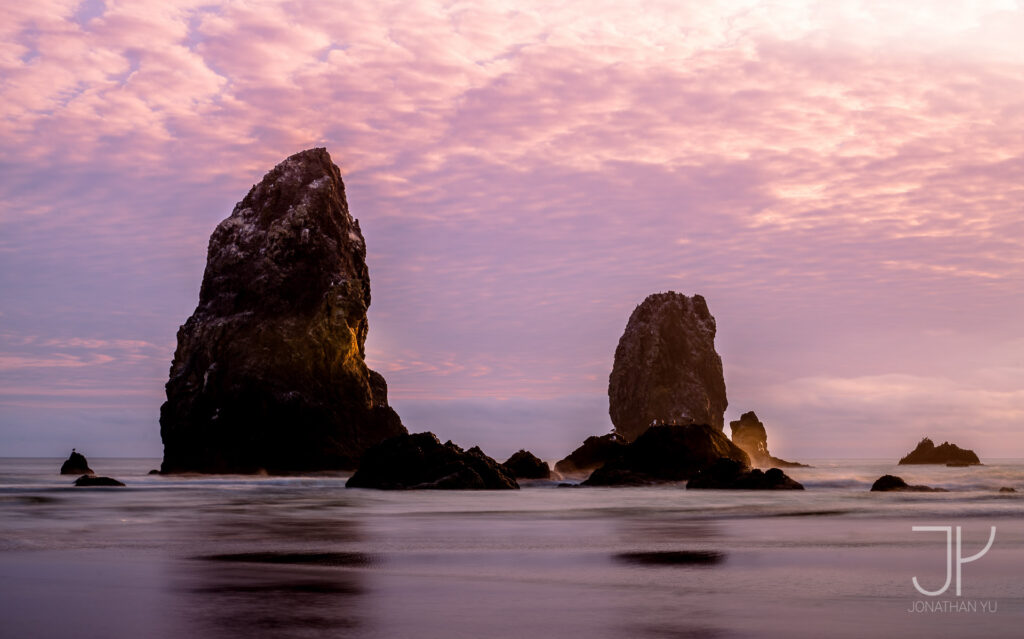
xmin=1 ymin=458 xmax=1022 ymax=638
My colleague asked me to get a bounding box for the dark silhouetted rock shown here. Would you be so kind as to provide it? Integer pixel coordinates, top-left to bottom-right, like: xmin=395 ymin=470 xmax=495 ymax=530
xmin=998 ymin=486 xmax=1016 ymax=493
xmin=160 ymin=149 xmax=406 ymax=473
xmin=582 ymin=424 xmax=749 ymax=486
xmin=346 ymin=432 xmax=518 ymax=490
xmin=60 ymin=449 xmax=93 ymax=475
xmin=686 ymin=458 xmax=804 ymax=490
xmin=503 ymin=450 xmax=551 ymax=479
xmin=870 ymin=474 xmax=947 ymax=492
xmin=729 ymin=411 xmax=807 ymax=468
xmin=73 ymin=475 xmax=125 ymax=487
xmin=554 ymin=433 xmax=628 ymax=474
xmin=608 ymin=292 xmax=727 ymax=441
xmin=147 ymin=469 xmax=161 ymax=475
xmin=898 ymin=438 xmax=980 ymax=465
xmin=615 ymin=551 xmax=724 ymax=566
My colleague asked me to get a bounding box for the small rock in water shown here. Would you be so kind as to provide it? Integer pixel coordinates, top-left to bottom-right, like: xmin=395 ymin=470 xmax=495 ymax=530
xmin=998 ymin=486 xmax=1016 ymax=493
xmin=503 ymin=449 xmax=551 ymax=479
xmin=870 ymin=474 xmax=946 ymax=492
xmin=346 ymin=432 xmax=518 ymax=490
xmin=60 ymin=449 xmax=93 ymax=475
xmin=73 ymin=475 xmax=125 ymax=487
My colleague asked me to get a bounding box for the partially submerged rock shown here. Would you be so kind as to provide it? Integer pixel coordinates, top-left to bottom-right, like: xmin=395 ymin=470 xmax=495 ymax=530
xmin=608 ymin=292 xmax=728 ymax=441
xmin=346 ymin=432 xmax=518 ymax=490
xmin=160 ymin=148 xmax=405 ymax=473
xmin=554 ymin=433 xmax=628 ymax=475
xmin=998 ymin=486 xmax=1016 ymax=493
xmin=60 ymin=449 xmax=93 ymax=475
xmin=582 ymin=424 xmax=749 ymax=486
xmin=898 ymin=438 xmax=980 ymax=465
xmin=870 ymin=474 xmax=947 ymax=492
xmin=73 ymin=475 xmax=125 ymax=487
xmin=687 ymin=458 xmax=804 ymax=490
xmin=503 ymin=450 xmax=551 ymax=479
xmin=728 ymin=411 xmax=807 ymax=468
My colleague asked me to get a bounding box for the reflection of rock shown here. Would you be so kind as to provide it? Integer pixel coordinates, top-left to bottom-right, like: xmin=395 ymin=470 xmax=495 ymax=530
xmin=554 ymin=434 xmax=627 ymax=474
xmin=346 ymin=433 xmax=518 ymax=490
xmin=686 ymin=458 xmax=803 ymax=490
xmin=608 ymin=292 xmax=727 ymax=441
xmin=73 ymin=475 xmax=125 ymax=487
xmin=898 ymin=438 xmax=980 ymax=465
xmin=582 ymin=424 xmax=748 ymax=486
xmin=160 ymin=149 xmax=405 ymax=473
xmin=728 ymin=411 xmax=807 ymax=468
xmin=60 ymin=449 xmax=93 ymax=475
xmin=870 ymin=474 xmax=947 ymax=492
xmin=503 ymin=450 xmax=551 ymax=479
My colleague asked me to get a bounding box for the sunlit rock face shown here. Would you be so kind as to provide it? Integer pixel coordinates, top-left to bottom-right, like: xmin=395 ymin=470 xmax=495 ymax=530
xmin=729 ymin=411 xmax=807 ymax=468
xmin=608 ymin=292 xmax=727 ymax=441
xmin=160 ymin=148 xmax=405 ymax=473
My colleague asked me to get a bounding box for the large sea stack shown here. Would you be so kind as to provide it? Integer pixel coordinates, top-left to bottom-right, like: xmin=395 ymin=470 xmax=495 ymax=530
xmin=608 ymin=292 xmax=727 ymax=441
xmin=160 ymin=148 xmax=406 ymax=473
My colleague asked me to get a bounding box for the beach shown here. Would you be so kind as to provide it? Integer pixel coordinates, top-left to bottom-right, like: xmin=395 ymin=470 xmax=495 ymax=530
xmin=2 ymin=458 xmax=1021 ymax=638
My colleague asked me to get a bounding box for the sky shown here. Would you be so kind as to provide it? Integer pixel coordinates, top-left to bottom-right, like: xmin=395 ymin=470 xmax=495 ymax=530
xmin=2 ymin=0 xmax=1024 ymax=461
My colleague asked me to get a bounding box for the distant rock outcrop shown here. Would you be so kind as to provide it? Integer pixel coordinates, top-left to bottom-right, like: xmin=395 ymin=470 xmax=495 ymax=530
xmin=60 ymin=449 xmax=93 ymax=475
xmin=73 ymin=475 xmax=125 ymax=487
xmin=870 ymin=474 xmax=947 ymax=492
xmin=608 ymin=292 xmax=727 ymax=441
xmin=582 ymin=424 xmax=749 ymax=486
xmin=729 ymin=411 xmax=807 ymax=468
xmin=554 ymin=434 xmax=628 ymax=475
xmin=687 ymin=458 xmax=804 ymax=490
xmin=159 ymin=148 xmax=406 ymax=473
xmin=346 ymin=433 xmax=519 ymax=490
xmin=503 ymin=450 xmax=551 ymax=479
xmin=898 ymin=438 xmax=980 ymax=466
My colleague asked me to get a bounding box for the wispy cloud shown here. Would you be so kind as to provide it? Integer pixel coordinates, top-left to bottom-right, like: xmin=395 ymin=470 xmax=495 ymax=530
xmin=2 ymin=1 xmax=1024 ymax=455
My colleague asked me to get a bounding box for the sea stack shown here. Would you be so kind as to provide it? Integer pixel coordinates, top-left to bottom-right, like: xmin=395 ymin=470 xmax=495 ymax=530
xmin=608 ymin=292 xmax=727 ymax=441
xmin=729 ymin=411 xmax=806 ymax=468
xmin=159 ymin=148 xmax=406 ymax=473
xmin=898 ymin=438 xmax=980 ymax=466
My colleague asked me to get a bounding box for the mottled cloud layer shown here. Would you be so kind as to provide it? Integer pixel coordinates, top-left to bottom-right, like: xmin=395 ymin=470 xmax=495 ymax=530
xmin=2 ymin=1 xmax=1024 ymax=459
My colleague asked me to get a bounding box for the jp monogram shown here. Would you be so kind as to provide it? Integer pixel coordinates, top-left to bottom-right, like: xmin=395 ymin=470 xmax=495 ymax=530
xmin=911 ymin=526 xmax=996 ymax=597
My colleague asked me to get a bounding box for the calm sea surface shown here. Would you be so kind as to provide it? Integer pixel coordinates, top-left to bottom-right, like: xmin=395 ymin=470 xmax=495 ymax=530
xmin=1 ymin=458 xmax=1022 ymax=638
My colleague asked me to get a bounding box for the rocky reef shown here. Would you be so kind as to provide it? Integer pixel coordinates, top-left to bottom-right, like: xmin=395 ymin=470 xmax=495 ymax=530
xmin=60 ymin=449 xmax=93 ymax=475
xmin=870 ymin=474 xmax=947 ymax=492
xmin=346 ymin=432 xmax=519 ymax=490
xmin=582 ymin=424 xmax=749 ymax=486
xmin=554 ymin=433 xmax=628 ymax=475
xmin=687 ymin=458 xmax=804 ymax=490
xmin=729 ymin=411 xmax=807 ymax=468
xmin=898 ymin=438 xmax=980 ymax=465
xmin=503 ymin=450 xmax=551 ymax=479
xmin=159 ymin=149 xmax=405 ymax=473
xmin=608 ymin=292 xmax=727 ymax=441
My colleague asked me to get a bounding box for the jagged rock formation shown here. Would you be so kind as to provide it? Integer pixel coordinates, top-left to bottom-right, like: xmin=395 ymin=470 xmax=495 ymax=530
xmin=608 ymin=292 xmax=727 ymax=441
xmin=503 ymin=450 xmax=551 ymax=479
xmin=687 ymin=458 xmax=803 ymax=490
xmin=60 ymin=449 xmax=93 ymax=475
xmin=554 ymin=433 xmax=628 ymax=475
xmin=73 ymin=475 xmax=125 ymax=487
xmin=729 ymin=411 xmax=807 ymax=468
xmin=160 ymin=148 xmax=405 ymax=473
xmin=870 ymin=475 xmax=947 ymax=492
xmin=346 ymin=432 xmax=518 ymax=490
xmin=898 ymin=438 xmax=980 ymax=465
xmin=581 ymin=424 xmax=749 ymax=486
